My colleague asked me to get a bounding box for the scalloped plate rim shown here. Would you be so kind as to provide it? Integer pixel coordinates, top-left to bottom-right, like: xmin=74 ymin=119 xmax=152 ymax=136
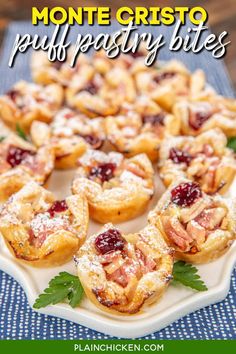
xmin=0 ymin=244 xmax=235 ymax=338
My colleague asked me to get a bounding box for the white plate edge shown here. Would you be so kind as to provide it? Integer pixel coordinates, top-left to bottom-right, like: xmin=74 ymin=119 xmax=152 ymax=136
xmin=1 ymin=248 xmax=235 ymax=338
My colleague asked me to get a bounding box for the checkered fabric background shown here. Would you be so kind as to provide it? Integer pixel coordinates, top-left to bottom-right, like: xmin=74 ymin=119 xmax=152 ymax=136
xmin=0 ymin=22 xmax=235 ymax=339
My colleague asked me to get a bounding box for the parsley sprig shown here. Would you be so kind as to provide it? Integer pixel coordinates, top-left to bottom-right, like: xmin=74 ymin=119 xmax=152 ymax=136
xmin=227 ymin=137 xmax=236 ymax=152
xmin=33 ymin=272 xmax=84 ymax=309
xmin=172 ymin=261 xmax=208 ymax=291
xmin=16 ymin=123 xmax=28 ymax=141
xmin=0 ymin=136 xmax=5 ymax=142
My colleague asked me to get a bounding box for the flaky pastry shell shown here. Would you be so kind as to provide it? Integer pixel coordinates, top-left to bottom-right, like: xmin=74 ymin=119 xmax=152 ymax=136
xmin=0 ymin=81 xmax=63 ymax=131
xmin=0 ymin=133 xmax=54 ymax=201
xmin=105 ymin=97 xmax=180 ymax=162
xmin=159 ymin=129 xmax=236 ymax=194
xmin=0 ymin=182 xmax=89 ymax=267
xmin=31 ymin=108 xmax=105 ymax=169
xmin=72 ymin=150 xmax=154 ymax=223
xmin=174 ymin=95 xmax=236 ymax=137
xmin=148 ymin=178 xmax=236 ymax=264
xmin=75 ymin=223 xmax=174 ymax=314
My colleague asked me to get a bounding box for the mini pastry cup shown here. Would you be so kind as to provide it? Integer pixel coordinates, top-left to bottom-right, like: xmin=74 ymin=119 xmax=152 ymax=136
xmin=148 ymin=178 xmax=236 ymax=264
xmin=0 ymin=182 xmax=89 ymax=267
xmin=158 ymin=129 xmax=236 ymax=194
xmin=75 ymin=223 xmax=174 ymax=314
xmin=0 ymin=81 xmax=64 ymax=132
xmin=72 ymin=153 xmax=154 ymax=223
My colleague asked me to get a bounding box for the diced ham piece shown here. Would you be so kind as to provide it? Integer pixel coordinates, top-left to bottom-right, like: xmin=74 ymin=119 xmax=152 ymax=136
xmin=194 ymin=207 xmax=227 ymax=230
xmin=162 ymin=216 xmax=193 ymax=251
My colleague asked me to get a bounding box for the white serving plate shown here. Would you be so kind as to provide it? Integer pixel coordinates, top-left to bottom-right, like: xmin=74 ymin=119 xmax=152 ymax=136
xmin=0 ymin=167 xmax=235 ymax=338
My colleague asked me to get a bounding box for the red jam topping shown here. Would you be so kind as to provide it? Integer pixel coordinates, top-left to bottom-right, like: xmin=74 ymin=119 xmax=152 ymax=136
xmin=47 ymin=200 xmax=68 ymax=217
xmin=169 ymin=147 xmax=193 ymax=165
xmin=154 ymin=72 xmax=176 ymax=84
xmin=189 ymin=111 xmax=212 ymax=130
xmin=83 ymin=82 xmax=98 ymax=95
xmin=89 ymin=163 xmax=116 ymax=183
xmin=171 ymin=182 xmax=202 ymax=207
xmin=95 ymin=229 xmax=125 ymax=255
xmin=142 ymin=113 xmax=165 ymax=126
xmin=6 ymin=145 xmax=35 ymax=168
xmin=82 ymin=135 xmax=103 ymax=149
xmin=6 ymin=89 xmax=19 ymax=102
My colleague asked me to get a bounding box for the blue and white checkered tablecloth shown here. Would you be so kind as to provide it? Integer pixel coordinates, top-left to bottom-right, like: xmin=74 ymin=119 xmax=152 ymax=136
xmin=0 ymin=21 xmax=235 ymax=340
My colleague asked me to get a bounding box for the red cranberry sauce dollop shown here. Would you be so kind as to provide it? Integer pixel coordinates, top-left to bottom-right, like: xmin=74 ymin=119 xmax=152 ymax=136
xmin=6 ymin=145 xmax=36 ymax=168
xmin=95 ymin=229 xmax=126 ymax=255
xmin=52 ymin=60 xmax=64 ymax=70
xmin=83 ymin=81 xmax=98 ymax=95
xmin=129 ymin=50 xmax=144 ymax=59
xmin=6 ymin=89 xmax=19 ymax=102
xmin=47 ymin=200 xmax=68 ymax=217
xmin=154 ymin=71 xmax=176 ymax=84
xmin=189 ymin=111 xmax=212 ymax=130
xmin=171 ymin=182 xmax=202 ymax=208
xmin=142 ymin=113 xmax=165 ymax=126
xmin=82 ymin=135 xmax=103 ymax=149
xmin=89 ymin=163 xmax=116 ymax=183
xmin=169 ymin=147 xmax=193 ymax=165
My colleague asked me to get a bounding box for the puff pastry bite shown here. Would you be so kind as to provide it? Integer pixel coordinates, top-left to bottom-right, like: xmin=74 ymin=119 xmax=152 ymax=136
xmin=0 ymin=133 xmax=54 ymax=201
xmin=75 ymin=223 xmax=174 ymax=314
xmin=159 ymin=129 xmax=236 ymax=194
xmin=105 ymin=96 xmax=179 ymax=161
xmin=31 ymin=108 xmax=105 ymax=169
xmin=65 ymin=64 xmax=120 ymax=117
xmin=0 ymin=81 xmax=63 ymax=131
xmin=31 ymin=49 xmax=91 ymax=86
xmin=148 ymin=178 xmax=236 ymax=263
xmin=175 ymin=95 xmax=236 ymax=137
xmin=0 ymin=182 xmax=88 ymax=267
xmin=72 ymin=150 xmax=154 ymax=223
xmin=135 ymin=60 xmax=206 ymax=111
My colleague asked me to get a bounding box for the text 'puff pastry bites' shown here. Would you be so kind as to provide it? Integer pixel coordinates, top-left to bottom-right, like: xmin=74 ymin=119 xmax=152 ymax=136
xmin=174 ymin=94 xmax=236 ymax=137
xmin=30 ymin=108 xmax=105 ymax=169
xmin=0 ymin=182 xmax=89 ymax=267
xmin=105 ymin=96 xmax=180 ymax=162
xmin=134 ymin=60 xmax=207 ymax=111
xmin=148 ymin=178 xmax=236 ymax=264
xmin=159 ymin=128 xmax=236 ymax=194
xmin=0 ymin=81 xmax=63 ymax=132
xmin=75 ymin=223 xmax=174 ymax=314
xmin=72 ymin=150 xmax=154 ymax=223
xmin=0 ymin=133 xmax=54 ymax=201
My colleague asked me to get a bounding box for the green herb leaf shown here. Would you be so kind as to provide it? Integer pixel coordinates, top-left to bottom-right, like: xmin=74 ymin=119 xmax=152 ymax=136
xmin=16 ymin=123 xmax=28 ymax=141
xmin=33 ymin=272 xmax=84 ymax=309
xmin=0 ymin=136 xmax=6 ymax=142
xmin=227 ymin=137 xmax=236 ymax=152
xmin=172 ymin=261 xmax=208 ymax=291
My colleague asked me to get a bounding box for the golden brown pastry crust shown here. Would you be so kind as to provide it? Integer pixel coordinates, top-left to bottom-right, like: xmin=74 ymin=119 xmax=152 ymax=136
xmin=0 ymin=182 xmax=89 ymax=267
xmin=159 ymin=129 xmax=236 ymax=194
xmin=0 ymin=133 xmax=54 ymax=201
xmin=148 ymin=178 xmax=236 ymax=264
xmin=174 ymin=95 xmax=236 ymax=137
xmin=72 ymin=150 xmax=154 ymax=223
xmin=134 ymin=60 xmax=207 ymax=111
xmin=65 ymin=64 xmax=120 ymax=117
xmin=31 ymin=49 xmax=91 ymax=86
xmin=76 ymin=223 xmax=174 ymax=314
xmin=30 ymin=108 xmax=105 ymax=169
xmin=105 ymin=97 xmax=180 ymax=161
xmin=0 ymin=81 xmax=63 ymax=131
